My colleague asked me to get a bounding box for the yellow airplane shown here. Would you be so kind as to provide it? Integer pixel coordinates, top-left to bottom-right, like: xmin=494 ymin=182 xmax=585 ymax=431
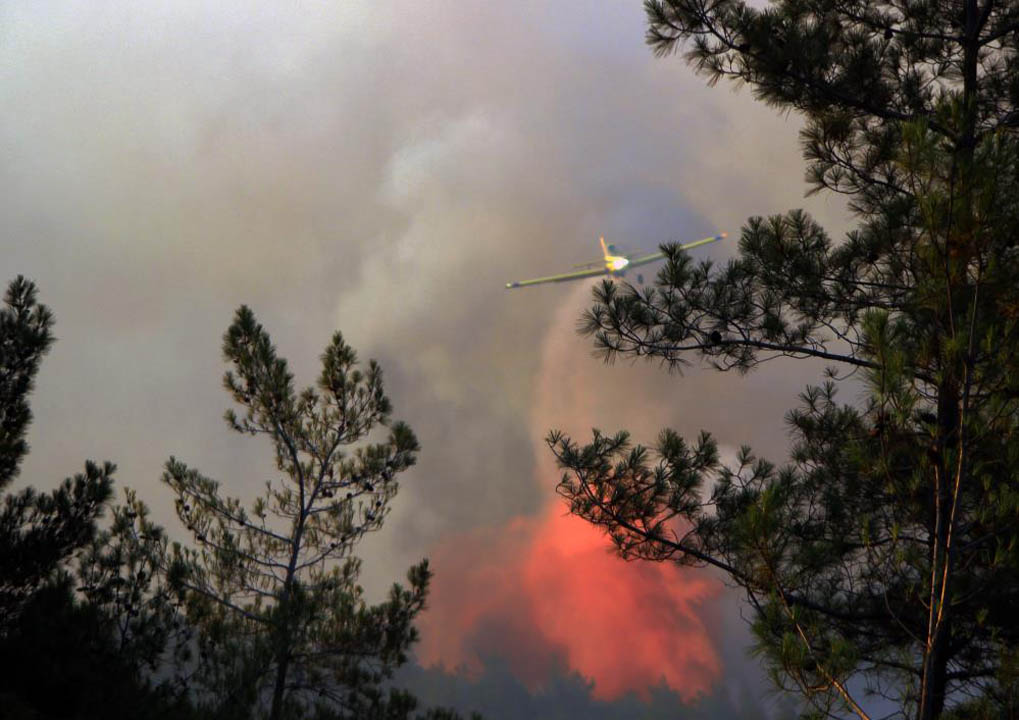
xmin=504 ymin=233 xmax=727 ymax=289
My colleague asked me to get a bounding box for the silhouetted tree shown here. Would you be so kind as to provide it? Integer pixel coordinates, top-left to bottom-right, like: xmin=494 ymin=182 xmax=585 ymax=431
xmin=550 ymin=1 xmax=1019 ymax=719
xmin=0 ymin=276 xmax=112 ymax=630
xmin=0 ymin=575 xmax=200 ymax=720
xmin=0 ymin=276 xmax=196 ymax=718
xmin=0 ymin=275 xmax=53 ymax=489
xmin=164 ymin=306 xmax=463 ymax=720
xmin=76 ymin=487 xmax=197 ymax=691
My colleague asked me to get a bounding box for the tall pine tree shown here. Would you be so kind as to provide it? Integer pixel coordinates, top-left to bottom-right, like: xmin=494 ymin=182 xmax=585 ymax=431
xmin=164 ymin=306 xmax=436 ymax=720
xmin=550 ymin=1 xmax=1019 ymax=718
xmin=0 ymin=276 xmax=112 ymax=630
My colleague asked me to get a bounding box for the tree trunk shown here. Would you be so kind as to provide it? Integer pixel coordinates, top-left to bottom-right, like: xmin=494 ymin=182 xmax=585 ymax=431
xmin=916 ymin=3 xmax=982 ymax=716
xmin=269 ymin=652 xmax=290 ymax=720
xmin=918 ymin=613 xmax=951 ymax=720
xmin=269 ymin=594 xmax=292 ymax=720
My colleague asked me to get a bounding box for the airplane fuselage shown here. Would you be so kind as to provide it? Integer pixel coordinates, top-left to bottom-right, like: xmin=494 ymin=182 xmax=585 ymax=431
xmin=605 ymin=255 xmax=630 ymax=273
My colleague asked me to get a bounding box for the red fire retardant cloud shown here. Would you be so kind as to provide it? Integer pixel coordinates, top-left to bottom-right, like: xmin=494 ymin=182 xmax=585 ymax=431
xmin=419 ymin=503 xmax=721 ymax=701
xmin=417 ymin=287 xmax=723 ymax=701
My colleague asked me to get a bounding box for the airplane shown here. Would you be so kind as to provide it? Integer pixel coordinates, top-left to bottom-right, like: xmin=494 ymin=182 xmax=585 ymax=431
xmin=504 ymin=232 xmax=727 ymax=289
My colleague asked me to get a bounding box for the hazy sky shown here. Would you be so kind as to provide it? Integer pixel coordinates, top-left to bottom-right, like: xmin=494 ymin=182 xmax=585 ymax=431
xmin=2 ymin=1 xmax=853 ymax=716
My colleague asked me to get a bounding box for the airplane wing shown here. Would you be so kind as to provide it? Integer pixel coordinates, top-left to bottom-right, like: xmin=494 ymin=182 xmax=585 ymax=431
xmin=626 ymin=233 xmax=727 ymax=268
xmin=505 ymin=266 xmax=608 ymax=289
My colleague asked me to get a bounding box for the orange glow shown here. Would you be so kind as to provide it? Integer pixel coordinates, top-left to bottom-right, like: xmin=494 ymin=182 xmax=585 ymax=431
xmin=418 ymin=499 xmax=721 ymax=700
xmin=417 ymin=286 xmax=724 ymax=701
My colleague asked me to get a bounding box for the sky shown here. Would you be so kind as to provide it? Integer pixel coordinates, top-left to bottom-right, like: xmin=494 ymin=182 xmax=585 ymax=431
xmin=2 ymin=1 xmax=853 ymax=717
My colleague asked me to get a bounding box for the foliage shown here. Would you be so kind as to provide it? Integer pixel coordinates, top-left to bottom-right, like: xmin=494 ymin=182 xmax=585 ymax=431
xmin=163 ymin=305 xmax=441 ymax=720
xmin=0 ymin=275 xmax=54 ymax=490
xmin=550 ymin=1 xmax=1019 ymax=719
xmin=0 ymin=277 xmax=112 ymax=630
xmin=0 ymin=280 xmax=473 ymax=719
xmin=0 ymin=460 xmax=114 ymax=630
xmin=0 ymin=275 xmax=193 ymax=718
xmin=77 ymin=487 xmax=196 ymax=689
xmin=0 ymin=576 xmax=200 ymax=720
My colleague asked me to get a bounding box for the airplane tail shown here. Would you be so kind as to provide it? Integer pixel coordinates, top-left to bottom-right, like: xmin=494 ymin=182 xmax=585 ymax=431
xmin=599 ymin=236 xmax=610 ymax=260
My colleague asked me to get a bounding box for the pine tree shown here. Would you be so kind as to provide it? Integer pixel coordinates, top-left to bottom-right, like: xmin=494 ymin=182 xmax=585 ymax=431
xmin=0 ymin=276 xmax=113 ymax=630
xmin=549 ymin=1 xmax=1019 ymax=719
xmin=75 ymin=487 xmax=197 ymax=695
xmin=163 ymin=306 xmax=433 ymax=720
xmin=0 ymin=276 xmax=193 ymax=718
xmin=0 ymin=275 xmax=53 ymax=489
